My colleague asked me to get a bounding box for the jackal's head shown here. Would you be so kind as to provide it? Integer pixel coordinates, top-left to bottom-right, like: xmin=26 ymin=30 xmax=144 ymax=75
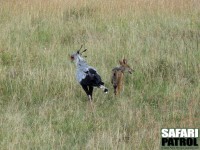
xmin=119 ymin=59 xmax=134 ymax=74
xmin=70 ymin=45 xmax=87 ymax=63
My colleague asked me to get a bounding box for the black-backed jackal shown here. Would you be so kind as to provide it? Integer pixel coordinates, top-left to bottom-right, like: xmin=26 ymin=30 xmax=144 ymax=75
xmin=111 ymin=59 xmax=133 ymax=95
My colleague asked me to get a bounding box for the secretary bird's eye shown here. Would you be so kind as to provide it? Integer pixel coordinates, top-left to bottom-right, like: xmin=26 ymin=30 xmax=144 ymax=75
xmin=70 ymin=56 xmax=74 ymax=60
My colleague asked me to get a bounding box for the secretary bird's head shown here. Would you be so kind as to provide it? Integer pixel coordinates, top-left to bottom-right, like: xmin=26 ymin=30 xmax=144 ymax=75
xmin=70 ymin=45 xmax=87 ymax=64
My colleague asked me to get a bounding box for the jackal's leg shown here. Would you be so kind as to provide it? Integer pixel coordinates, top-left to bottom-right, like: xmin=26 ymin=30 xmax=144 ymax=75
xmin=120 ymin=74 xmax=125 ymax=94
xmin=114 ymin=85 xmax=117 ymax=95
xmin=117 ymin=79 xmax=123 ymax=95
xmin=116 ymin=85 xmax=120 ymax=95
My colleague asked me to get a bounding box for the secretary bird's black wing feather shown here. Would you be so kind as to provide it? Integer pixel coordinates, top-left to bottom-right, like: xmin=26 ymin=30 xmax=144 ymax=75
xmin=80 ymin=68 xmax=104 ymax=87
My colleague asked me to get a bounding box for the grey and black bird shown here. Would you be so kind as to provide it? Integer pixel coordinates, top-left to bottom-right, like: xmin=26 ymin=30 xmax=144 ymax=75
xmin=70 ymin=46 xmax=108 ymax=102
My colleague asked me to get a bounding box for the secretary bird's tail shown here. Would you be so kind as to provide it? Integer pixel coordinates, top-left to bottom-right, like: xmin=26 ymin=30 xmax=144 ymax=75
xmin=99 ymin=82 xmax=108 ymax=93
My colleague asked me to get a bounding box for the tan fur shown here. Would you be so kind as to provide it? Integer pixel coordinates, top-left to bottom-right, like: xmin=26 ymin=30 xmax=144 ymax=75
xmin=111 ymin=59 xmax=133 ymax=95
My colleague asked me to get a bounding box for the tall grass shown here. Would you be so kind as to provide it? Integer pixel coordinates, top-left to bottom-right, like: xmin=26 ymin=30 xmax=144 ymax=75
xmin=0 ymin=0 xmax=200 ymax=149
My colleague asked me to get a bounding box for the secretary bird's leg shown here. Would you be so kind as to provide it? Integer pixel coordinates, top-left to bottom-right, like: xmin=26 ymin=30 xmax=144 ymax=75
xmin=81 ymin=84 xmax=90 ymax=100
xmin=81 ymin=84 xmax=95 ymax=113
xmin=88 ymin=86 xmax=93 ymax=101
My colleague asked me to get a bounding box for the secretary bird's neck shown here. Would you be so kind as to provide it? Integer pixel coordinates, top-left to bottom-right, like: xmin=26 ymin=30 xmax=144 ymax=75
xmin=75 ymin=55 xmax=89 ymax=68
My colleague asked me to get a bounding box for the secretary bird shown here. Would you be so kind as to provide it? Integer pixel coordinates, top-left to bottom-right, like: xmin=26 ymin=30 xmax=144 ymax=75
xmin=70 ymin=45 xmax=108 ymax=102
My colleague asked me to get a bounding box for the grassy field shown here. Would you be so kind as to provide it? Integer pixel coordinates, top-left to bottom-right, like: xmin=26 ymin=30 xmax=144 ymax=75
xmin=0 ymin=0 xmax=200 ymax=149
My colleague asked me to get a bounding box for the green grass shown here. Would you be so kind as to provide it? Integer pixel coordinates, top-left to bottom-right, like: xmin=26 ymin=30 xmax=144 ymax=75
xmin=0 ymin=0 xmax=200 ymax=149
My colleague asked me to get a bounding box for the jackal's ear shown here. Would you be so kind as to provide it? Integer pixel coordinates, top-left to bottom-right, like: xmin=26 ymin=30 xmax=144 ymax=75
xmin=119 ymin=60 xmax=123 ymax=65
xmin=123 ymin=59 xmax=127 ymax=64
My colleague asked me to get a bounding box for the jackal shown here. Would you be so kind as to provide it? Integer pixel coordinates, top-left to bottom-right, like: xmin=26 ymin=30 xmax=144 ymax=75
xmin=111 ymin=59 xmax=133 ymax=95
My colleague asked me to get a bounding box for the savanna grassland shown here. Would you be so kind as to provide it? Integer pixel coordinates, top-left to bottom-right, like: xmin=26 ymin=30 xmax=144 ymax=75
xmin=0 ymin=0 xmax=200 ymax=149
